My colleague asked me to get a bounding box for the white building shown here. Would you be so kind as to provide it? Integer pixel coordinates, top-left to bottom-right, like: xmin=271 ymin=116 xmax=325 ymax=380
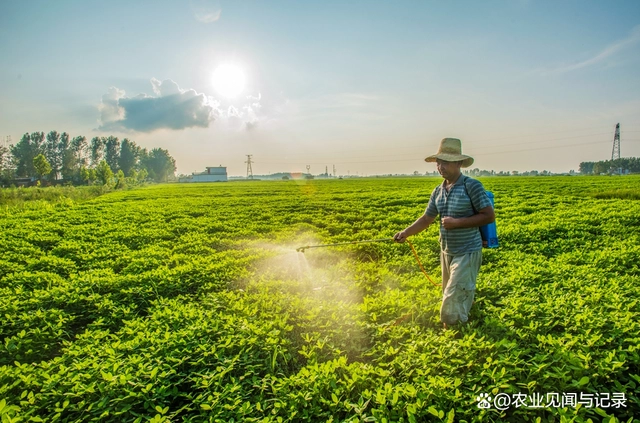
xmin=181 ymin=166 xmax=228 ymax=182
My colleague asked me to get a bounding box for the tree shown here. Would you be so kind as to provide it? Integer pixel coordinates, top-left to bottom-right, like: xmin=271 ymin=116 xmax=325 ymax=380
xmin=58 ymin=132 xmax=76 ymax=181
xmin=71 ymin=136 xmax=88 ymax=165
xmin=137 ymin=168 xmax=148 ymax=183
xmin=104 ymin=136 xmax=120 ymax=172
xmin=10 ymin=130 xmax=180 ymax=184
xmin=44 ymin=131 xmax=61 ymax=180
xmin=0 ymin=144 xmax=14 ymax=186
xmin=11 ymin=132 xmax=45 ymax=177
xmin=95 ymin=160 xmax=114 ymax=185
xmin=11 ymin=133 xmax=32 ymax=177
xmin=90 ymin=137 xmax=105 ymax=167
xmin=33 ymin=154 xmax=52 ymax=182
xmin=140 ymin=148 xmax=176 ymax=183
xmin=80 ymin=165 xmax=90 ymax=185
xmin=115 ymin=169 xmax=126 ymax=189
xmin=69 ymin=135 xmax=88 ymax=183
xmin=629 ymin=157 xmax=640 ymax=173
xmin=88 ymin=168 xmax=97 ymax=185
xmin=118 ymin=139 xmax=140 ymax=176
xmin=579 ymin=162 xmax=595 ymax=175
xmin=593 ymin=161 xmax=608 ymax=175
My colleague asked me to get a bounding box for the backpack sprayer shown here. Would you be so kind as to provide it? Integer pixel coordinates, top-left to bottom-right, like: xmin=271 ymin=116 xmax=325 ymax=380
xmin=463 ymin=177 xmax=499 ymax=248
xmin=480 ymin=191 xmax=499 ymax=248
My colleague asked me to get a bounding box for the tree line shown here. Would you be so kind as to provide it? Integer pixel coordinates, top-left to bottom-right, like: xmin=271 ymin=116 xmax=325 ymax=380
xmin=578 ymin=157 xmax=640 ymax=175
xmin=0 ymin=131 xmax=177 ymax=187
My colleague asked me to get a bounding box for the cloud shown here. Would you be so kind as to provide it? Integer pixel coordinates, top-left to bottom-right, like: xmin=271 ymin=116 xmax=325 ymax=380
xmin=539 ymin=25 xmax=640 ymax=75
xmin=99 ymin=87 xmax=125 ymax=124
xmin=191 ymin=0 xmax=221 ymax=23
xmin=214 ymin=94 xmax=264 ymax=131
xmin=243 ymin=104 xmax=259 ymax=130
xmin=98 ymin=79 xmax=216 ymax=132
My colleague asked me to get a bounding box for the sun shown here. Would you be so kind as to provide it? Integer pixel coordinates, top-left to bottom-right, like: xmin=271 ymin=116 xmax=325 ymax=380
xmin=212 ymin=64 xmax=246 ymax=98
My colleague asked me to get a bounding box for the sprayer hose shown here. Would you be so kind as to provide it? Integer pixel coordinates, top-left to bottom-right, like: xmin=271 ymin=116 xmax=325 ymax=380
xmin=406 ymin=240 xmax=441 ymax=288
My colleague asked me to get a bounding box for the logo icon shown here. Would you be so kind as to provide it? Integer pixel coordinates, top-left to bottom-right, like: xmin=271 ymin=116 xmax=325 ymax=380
xmin=476 ymin=393 xmax=492 ymax=409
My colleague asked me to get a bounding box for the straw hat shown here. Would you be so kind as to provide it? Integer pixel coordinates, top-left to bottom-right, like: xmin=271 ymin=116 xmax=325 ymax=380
xmin=425 ymin=138 xmax=474 ymax=168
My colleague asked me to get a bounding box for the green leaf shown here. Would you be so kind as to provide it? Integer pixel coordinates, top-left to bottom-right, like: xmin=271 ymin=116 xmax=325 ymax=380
xmin=331 ymin=393 xmax=339 ymax=404
xmin=446 ymin=408 xmax=455 ymax=423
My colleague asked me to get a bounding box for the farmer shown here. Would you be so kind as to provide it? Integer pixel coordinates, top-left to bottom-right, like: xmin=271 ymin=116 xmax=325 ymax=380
xmin=394 ymin=138 xmax=495 ymax=328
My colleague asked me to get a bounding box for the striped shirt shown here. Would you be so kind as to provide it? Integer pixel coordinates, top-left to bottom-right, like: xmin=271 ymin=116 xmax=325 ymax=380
xmin=425 ymin=175 xmax=492 ymax=255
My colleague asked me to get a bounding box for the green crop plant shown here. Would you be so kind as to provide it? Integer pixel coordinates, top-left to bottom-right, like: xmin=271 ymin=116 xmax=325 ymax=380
xmin=0 ymin=176 xmax=639 ymax=422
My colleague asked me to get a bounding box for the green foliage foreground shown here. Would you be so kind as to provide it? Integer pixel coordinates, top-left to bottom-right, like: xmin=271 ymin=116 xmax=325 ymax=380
xmin=1 ymin=176 xmax=639 ymax=423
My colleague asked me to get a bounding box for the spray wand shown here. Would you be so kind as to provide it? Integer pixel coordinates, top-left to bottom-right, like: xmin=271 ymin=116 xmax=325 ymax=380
xmin=296 ymin=238 xmax=393 ymax=253
xmin=296 ymin=238 xmax=440 ymax=288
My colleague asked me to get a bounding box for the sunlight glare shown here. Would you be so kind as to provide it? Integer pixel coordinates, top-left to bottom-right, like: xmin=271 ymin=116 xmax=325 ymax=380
xmin=212 ymin=64 xmax=246 ymax=98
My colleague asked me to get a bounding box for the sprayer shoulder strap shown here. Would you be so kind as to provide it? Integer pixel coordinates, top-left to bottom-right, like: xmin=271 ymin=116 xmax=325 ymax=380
xmin=462 ymin=176 xmax=478 ymax=214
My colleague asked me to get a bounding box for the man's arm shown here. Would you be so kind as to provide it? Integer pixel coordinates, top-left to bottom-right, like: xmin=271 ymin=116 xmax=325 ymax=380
xmin=441 ymin=206 xmax=495 ymax=230
xmin=394 ymin=214 xmax=436 ymax=242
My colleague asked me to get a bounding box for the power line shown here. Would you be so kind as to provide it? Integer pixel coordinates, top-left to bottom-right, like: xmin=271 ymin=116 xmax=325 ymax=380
xmin=256 ymin=131 xmax=614 ymax=164
xmin=254 ymin=128 xmax=615 ymax=160
xmin=257 ymin=140 xmax=613 ymax=166
xmin=258 ymin=138 xmax=614 ymax=165
xmin=474 ymin=140 xmax=611 ymax=157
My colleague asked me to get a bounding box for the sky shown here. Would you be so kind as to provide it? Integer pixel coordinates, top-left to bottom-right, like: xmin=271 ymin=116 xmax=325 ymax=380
xmin=1 ymin=0 xmax=640 ymax=176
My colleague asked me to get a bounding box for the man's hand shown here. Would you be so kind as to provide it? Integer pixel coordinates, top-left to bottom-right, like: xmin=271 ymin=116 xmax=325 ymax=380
xmin=441 ymin=207 xmax=495 ymax=230
xmin=441 ymin=217 xmax=460 ymax=230
xmin=393 ymin=231 xmax=407 ymax=243
xmin=394 ymin=214 xmax=435 ymax=242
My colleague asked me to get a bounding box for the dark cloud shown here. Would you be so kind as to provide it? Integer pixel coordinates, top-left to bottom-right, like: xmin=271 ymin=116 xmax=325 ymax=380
xmin=99 ymin=78 xmax=215 ymax=132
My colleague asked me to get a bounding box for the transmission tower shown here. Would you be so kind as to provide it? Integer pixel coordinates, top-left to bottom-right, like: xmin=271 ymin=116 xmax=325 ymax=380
xmin=306 ymin=165 xmax=311 ymax=175
xmin=332 ymin=165 xmax=336 ymax=177
xmin=611 ymin=123 xmax=620 ymax=161
xmin=245 ymin=155 xmax=254 ymax=179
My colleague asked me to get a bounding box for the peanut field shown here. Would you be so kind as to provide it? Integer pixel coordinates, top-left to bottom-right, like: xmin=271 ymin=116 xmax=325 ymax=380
xmin=1 ymin=176 xmax=639 ymax=423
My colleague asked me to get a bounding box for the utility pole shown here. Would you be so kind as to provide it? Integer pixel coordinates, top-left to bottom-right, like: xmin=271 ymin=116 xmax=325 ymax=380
xmin=245 ymin=154 xmax=253 ymax=179
xmin=611 ymin=123 xmax=621 ymax=175
xmin=611 ymin=123 xmax=620 ymax=161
